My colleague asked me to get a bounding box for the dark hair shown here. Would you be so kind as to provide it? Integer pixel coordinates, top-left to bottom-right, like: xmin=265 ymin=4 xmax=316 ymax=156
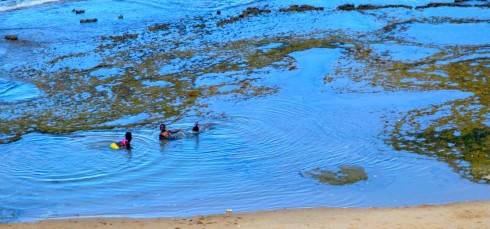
xmin=192 ymin=122 xmax=199 ymax=132
xmin=160 ymin=123 xmax=166 ymax=130
xmin=125 ymin=132 xmax=132 ymax=148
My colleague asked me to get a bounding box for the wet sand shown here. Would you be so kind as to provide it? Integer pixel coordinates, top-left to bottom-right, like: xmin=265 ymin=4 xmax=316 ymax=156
xmin=2 ymin=201 xmax=489 ymax=229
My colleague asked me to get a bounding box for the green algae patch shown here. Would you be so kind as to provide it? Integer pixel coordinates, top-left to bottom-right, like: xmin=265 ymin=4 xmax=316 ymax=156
xmin=393 ymin=127 xmax=490 ymax=182
xmin=302 ymin=166 xmax=368 ymax=185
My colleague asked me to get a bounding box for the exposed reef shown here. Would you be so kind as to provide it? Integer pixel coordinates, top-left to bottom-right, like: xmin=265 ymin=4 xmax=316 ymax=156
xmin=217 ymin=7 xmax=271 ymax=26
xmin=279 ymin=4 xmax=324 ymax=12
xmin=338 ymin=4 xmax=412 ymax=11
xmin=338 ymin=2 xmax=489 ymax=11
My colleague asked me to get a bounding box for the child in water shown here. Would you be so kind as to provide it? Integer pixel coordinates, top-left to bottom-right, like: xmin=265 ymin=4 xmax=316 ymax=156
xmin=192 ymin=122 xmax=199 ymax=133
xmin=110 ymin=132 xmax=132 ymax=149
xmin=159 ymin=124 xmax=183 ymax=140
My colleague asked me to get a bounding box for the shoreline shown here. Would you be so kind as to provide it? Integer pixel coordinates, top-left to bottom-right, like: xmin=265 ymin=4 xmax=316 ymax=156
xmin=2 ymin=201 xmax=490 ymax=228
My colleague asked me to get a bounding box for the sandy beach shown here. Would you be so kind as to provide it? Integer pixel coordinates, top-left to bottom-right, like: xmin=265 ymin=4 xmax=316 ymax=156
xmin=2 ymin=201 xmax=489 ymax=229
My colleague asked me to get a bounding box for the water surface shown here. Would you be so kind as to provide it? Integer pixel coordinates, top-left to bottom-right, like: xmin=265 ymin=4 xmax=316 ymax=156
xmin=1 ymin=0 xmax=489 ymax=223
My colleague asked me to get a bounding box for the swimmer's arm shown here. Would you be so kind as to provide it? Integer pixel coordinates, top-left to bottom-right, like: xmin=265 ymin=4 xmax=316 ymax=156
xmin=168 ymin=129 xmax=182 ymax=134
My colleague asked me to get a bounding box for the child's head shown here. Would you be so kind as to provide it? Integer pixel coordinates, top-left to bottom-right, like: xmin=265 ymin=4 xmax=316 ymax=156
xmin=192 ymin=122 xmax=199 ymax=132
xmin=159 ymin=123 xmax=166 ymax=131
xmin=125 ymin=132 xmax=132 ymax=142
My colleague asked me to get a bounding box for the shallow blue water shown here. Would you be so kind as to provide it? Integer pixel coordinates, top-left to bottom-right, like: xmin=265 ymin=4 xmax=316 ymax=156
xmin=1 ymin=0 xmax=490 ymax=223
xmin=1 ymin=48 xmax=490 ymax=222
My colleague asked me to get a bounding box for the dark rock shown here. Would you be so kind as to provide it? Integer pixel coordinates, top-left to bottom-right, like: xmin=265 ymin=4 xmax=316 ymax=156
xmin=80 ymin=18 xmax=98 ymax=23
xmin=4 ymin=35 xmax=18 ymax=41
xmin=338 ymin=4 xmax=412 ymax=10
xmin=356 ymin=4 xmax=378 ymax=10
xmin=72 ymin=9 xmax=85 ymax=14
xmin=385 ymin=4 xmax=413 ymax=9
xmin=279 ymin=4 xmax=324 ymax=12
xmin=415 ymin=2 xmax=470 ymax=9
xmin=118 ymin=15 xmax=124 ymax=19
xmin=148 ymin=23 xmax=170 ymax=32
xmin=337 ymin=4 xmax=355 ymax=10
xmin=357 ymin=4 xmax=413 ymax=10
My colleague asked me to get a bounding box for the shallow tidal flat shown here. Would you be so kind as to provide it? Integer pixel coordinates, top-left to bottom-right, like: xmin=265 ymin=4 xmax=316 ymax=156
xmin=0 ymin=0 xmax=489 ymax=223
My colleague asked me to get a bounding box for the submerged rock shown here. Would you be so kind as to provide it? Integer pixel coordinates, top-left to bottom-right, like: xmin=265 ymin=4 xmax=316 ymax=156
xmin=80 ymin=18 xmax=98 ymax=23
xmin=279 ymin=4 xmax=324 ymax=12
xmin=4 ymin=35 xmax=18 ymax=41
xmin=302 ymin=165 xmax=368 ymax=185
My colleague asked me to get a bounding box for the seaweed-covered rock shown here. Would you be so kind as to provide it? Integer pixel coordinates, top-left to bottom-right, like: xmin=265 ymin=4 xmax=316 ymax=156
xmin=101 ymin=33 xmax=138 ymax=43
xmin=217 ymin=7 xmax=271 ymax=26
xmin=148 ymin=23 xmax=170 ymax=32
xmin=279 ymin=4 xmax=324 ymax=12
xmin=80 ymin=18 xmax=98 ymax=23
xmin=302 ymin=165 xmax=368 ymax=185
xmin=4 ymin=35 xmax=18 ymax=41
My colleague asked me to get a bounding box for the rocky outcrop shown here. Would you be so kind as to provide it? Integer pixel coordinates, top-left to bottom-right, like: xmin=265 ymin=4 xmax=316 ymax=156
xmin=217 ymin=7 xmax=271 ymax=26
xmin=337 ymin=4 xmax=355 ymax=10
xmin=415 ymin=2 xmax=470 ymax=9
xmin=279 ymin=4 xmax=324 ymax=12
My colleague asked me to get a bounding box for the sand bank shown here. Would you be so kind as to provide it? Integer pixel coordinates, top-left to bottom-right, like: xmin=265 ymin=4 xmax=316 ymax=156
xmin=2 ymin=201 xmax=490 ymax=229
